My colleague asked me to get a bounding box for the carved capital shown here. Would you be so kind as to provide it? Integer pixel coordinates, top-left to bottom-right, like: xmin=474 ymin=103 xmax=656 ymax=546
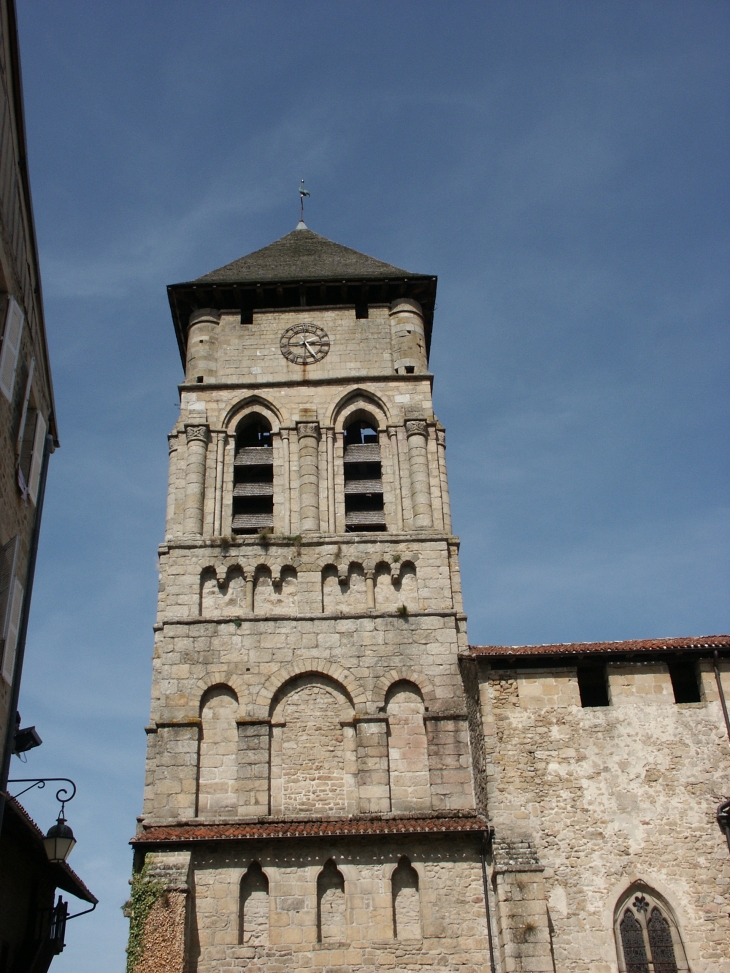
xmin=185 ymin=424 xmax=210 ymax=445
xmin=405 ymin=419 xmax=428 ymax=439
xmin=436 ymin=428 xmax=446 ymax=447
xmin=296 ymin=421 xmax=320 ymax=441
xmin=168 ymin=433 xmax=179 ymax=454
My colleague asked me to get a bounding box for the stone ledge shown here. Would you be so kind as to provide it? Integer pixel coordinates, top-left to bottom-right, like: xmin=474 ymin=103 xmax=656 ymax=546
xmin=157 ymin=609 xmax=463 ymax=626
xmin=132 ymin=811 xmax=490 ymax=845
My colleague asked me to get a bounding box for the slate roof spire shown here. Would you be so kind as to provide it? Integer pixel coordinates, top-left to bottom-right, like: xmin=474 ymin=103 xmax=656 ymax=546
xmin=195 ymin=226 xmax=413 ymax=285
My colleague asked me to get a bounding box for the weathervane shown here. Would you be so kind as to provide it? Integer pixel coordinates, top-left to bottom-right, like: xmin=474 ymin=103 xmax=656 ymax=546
xmin=299 ymin=179 xmax=310 ymax=222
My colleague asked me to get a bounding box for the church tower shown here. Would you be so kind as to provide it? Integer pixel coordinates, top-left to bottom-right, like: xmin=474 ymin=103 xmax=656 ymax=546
xmin=130 ymin=224 xmax=492 ymax=973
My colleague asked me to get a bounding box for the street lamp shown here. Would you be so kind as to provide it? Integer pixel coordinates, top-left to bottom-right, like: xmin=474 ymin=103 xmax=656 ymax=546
xmin=8 ymin=778 xmax=77 ymax=862
xmin=43 ymin=808 xmax=76 ymax=863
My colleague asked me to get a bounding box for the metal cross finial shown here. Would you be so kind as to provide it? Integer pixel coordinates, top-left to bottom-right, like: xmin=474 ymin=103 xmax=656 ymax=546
xmin=299 ymin=179 xmax=310 ymax=222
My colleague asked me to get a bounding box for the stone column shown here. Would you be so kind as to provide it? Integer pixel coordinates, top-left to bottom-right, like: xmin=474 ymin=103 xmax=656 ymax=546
xmin=213 ymin=431 xmax=225 ymax=536
xmin=386 ymin=426 xmax=404 ymax=530
xmin=365 ymin=571 xmax=376 ymax=609
xmin=405 ymin=419 xmax=433 ymax=529
xmin=427 ymin=424 xmax=445 ymax=531
xmin=297 ymin=421 xmax=321 ymax=532
xmin=165 ymin=433 xmax=178 ymax=539
xmin=436 ymin=425 xmax=452 ymax=534
xmin=280 ymin=428 xmax=291 ymax=534
xmin=184 ymin=424 xmax=210 ymax=537
xmin=326 ymin=427 xmax=336 ymax=531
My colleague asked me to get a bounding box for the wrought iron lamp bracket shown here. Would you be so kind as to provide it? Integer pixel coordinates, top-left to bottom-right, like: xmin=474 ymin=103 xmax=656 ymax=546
xmin=7 ymin=777 xmax=76 ymax=810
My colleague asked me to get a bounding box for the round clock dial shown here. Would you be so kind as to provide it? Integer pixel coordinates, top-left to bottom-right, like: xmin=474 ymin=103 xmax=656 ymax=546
xmin=280 ymin=323 xmax=331 ymax=364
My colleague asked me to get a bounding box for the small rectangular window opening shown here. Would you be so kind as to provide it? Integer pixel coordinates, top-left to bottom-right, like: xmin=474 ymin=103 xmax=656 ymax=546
xmin=577 ymin=665 xmax=610 ymax=707
xmin=196 ymin=376 xmax=204 ymax=383
xmin=668 ymin=660 xmax=701 ymax=703
xmin=404 ymin=365 xmax=415 ymax=374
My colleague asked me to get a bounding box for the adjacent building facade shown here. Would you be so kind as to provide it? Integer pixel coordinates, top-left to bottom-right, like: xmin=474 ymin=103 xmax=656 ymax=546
xmin=0 ymin=2 xmax=96 ymax=969
xmin=130 ymin=222 xmax=730 ymax=973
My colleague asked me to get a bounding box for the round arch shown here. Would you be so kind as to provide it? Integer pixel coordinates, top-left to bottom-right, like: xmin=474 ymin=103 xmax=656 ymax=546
xmin=256 ymin=659 xmax=367 ymax=714
xmin=194 ymin=670 xmax=248 ymax=714
xmin=373 ymin=670 xmax=436 ymax=711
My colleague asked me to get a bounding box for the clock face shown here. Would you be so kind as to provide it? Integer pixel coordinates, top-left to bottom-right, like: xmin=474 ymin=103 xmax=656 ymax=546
xmin=280 ymin=323 xmax=331 ymax=364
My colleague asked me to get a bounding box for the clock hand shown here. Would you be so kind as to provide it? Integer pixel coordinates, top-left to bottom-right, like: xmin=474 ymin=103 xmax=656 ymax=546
xmin=304 ymin=339 xmax=317 ymax=358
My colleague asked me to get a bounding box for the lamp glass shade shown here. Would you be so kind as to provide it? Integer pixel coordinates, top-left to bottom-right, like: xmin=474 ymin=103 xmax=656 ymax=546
xmin=43 ymin=817 xmax=76 ymax=863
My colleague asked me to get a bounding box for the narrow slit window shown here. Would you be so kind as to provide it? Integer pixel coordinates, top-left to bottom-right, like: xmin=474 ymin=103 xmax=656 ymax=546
xmin=343 ymin=419 xmax=386 ymax=533
xmin=577 ymin=664 xmax=610 ymax=707
xmin=668 ymin=661 xmax=701 ymax=704
xmin=232 ymin=415 xmax=274 ymax=535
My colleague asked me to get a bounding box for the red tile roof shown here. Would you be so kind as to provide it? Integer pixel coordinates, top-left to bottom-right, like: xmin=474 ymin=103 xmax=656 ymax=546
xmin=466 ymin=635 xmax=730 ymax=659
xmin=132 ymin=812 xmax=489 ymax=845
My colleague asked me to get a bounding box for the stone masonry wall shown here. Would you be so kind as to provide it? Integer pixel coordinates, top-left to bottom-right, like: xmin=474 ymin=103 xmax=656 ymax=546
xmin=479 ymin=659 xmax=730 ymax=973
xmin=185 ymin=834 xmax=490 ymax=973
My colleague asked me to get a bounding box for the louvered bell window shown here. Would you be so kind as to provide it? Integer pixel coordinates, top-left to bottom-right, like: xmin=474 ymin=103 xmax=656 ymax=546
xmin=232 ymin=416 xmax=274 ymax=535
xmin=343 ymin=420 xmax=385 ymax=532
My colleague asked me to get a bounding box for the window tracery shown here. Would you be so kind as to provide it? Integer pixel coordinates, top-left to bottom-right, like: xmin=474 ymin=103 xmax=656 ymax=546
xmin=615 ymin=889 xmax=688 ymax=973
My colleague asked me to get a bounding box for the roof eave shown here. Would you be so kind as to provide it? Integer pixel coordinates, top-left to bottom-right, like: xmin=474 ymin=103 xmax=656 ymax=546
xmin=167 ymin=274 xmax=438 ymax=370
xmin=463 ymin=635 xmax=730 ymax=664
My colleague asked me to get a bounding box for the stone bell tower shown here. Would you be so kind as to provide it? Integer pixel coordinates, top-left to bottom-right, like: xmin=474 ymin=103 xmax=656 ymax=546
xmin=130 ymin=223 xmax=492 ymax=973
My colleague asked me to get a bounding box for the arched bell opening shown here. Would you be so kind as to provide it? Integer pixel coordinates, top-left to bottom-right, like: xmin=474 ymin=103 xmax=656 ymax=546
xmin=343 ymin=415 xmax=385 ymax=532
xmin=232 ymin=413 xmax=273 ymax=535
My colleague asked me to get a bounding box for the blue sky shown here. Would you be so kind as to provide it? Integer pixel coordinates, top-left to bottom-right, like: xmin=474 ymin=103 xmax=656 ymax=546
xmin=8 ymin=1 xmax=729 ymax=969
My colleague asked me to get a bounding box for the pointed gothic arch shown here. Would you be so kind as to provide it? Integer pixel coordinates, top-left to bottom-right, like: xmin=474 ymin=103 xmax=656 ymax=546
xmin=327 ymin=386 xmax=391 ymax=430
xmin=223 ymin=393 xmax=284 ymax=433
xmin=614 ymin=884 xmax=689 ymax=972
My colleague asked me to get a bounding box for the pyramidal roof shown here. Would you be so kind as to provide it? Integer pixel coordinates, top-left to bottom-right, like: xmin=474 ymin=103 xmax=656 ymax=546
xmin=195 ymin=224 xmax=413 ymax=284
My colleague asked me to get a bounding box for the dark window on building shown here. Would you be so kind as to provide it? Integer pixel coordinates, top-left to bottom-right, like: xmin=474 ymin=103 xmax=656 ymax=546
xmin=668 ymin=661 xmax=701 ymax=704
xmin=615 ymin=890 xmax=686 ymax=973
xmin=577 ymin=664 xmax=610 ymax=707
xmin=343 ymin=419 xmax=385 ymax=532
xmin=232 ymin=415 xmax=273 ymax=535
xmin=619 ymin=909 xmax=649 ymax=973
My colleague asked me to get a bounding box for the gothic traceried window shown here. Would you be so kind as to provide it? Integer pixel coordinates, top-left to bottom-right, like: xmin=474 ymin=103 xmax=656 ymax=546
xmin=615 ymin=889 xmax=687 ymax=973
xmin=647 ymin=909 xmax=679 ymax=973
xmin=620 ymin=910 xmax=649 ymax=973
